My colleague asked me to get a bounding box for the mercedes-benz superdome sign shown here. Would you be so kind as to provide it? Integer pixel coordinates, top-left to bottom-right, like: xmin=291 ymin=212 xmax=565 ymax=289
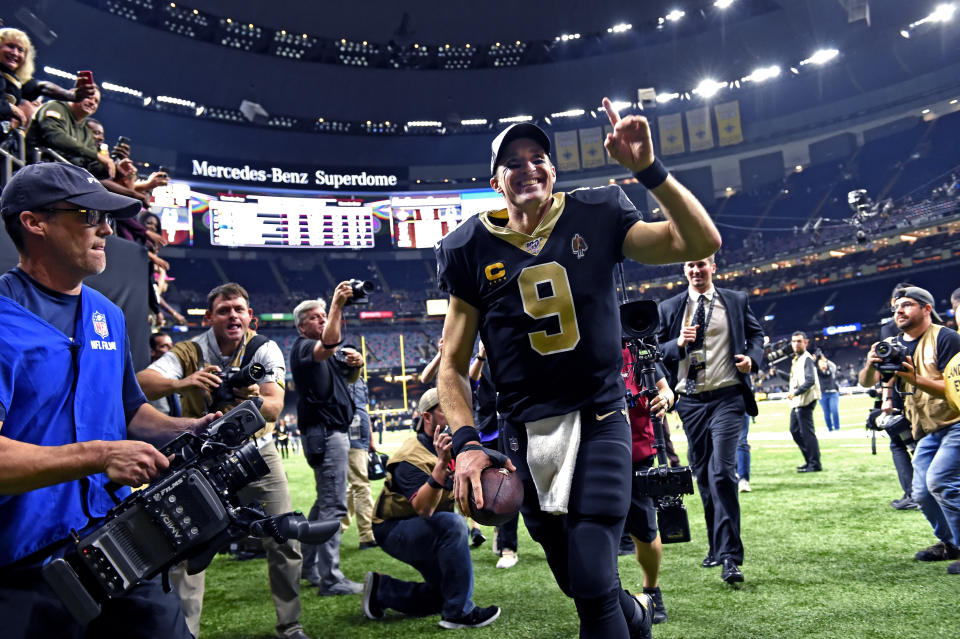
xmin=183 ymin=156 xmax=407 ymax=190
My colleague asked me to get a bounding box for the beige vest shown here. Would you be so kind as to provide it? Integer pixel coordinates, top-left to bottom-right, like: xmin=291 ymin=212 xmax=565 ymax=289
xmin=172 ymin=329 xmax=273 ymax=438
xmin=789 ymin=351 xmax=821 ymax=408
xmin=901 ymin=324 xmax=960 ymax=438
xmin=373 ymin=435 xmax=454 ymax=524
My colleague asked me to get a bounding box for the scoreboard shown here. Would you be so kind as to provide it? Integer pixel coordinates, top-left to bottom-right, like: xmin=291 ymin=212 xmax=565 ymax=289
xmin=209 ymin=194 xmax=378 ymax=248
xmin=391 ymin=190 xmax=505 ymax=249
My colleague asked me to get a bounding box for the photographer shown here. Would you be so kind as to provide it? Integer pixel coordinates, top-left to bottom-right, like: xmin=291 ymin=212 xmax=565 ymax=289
xmin=362 ymin=388 xmax=500 ymax=629
xmin=137 ymin=283 xmax=309 ymax=639
xmin=788 ymin=332 xmax=822 ymax=472
xmin=621 ymin=345 xmax=674 ymax=624
xmin=860 ymin=287 xmax=960 ymax=574
xmin=816 ymin=352 xmax=841 ymax=432
xmin=290 ymin=284 xmax=365 ymax=596
xmin=0 ymin=163 xmax=216 ymax=639
xmin=866 ymin=282 xmax=921 ymax=510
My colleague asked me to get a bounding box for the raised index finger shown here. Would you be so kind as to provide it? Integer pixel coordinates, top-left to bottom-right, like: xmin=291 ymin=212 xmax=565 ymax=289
xmin=602 ymin=97 xmax=620 ymax=126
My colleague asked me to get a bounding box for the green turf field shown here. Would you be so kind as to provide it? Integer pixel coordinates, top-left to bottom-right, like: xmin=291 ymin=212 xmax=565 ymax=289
xmin=198 ymin=394 xmax=958 ymax=638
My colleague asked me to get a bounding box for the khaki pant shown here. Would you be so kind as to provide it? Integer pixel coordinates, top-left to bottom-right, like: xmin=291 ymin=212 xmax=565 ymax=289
xmin=170 ymin=441 xmax=303 ymax=637
xmin=346 ymin=448 xmax=375 ymax=544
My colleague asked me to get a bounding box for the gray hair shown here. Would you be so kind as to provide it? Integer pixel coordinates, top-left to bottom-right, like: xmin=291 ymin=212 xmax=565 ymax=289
xmin=293 ymin=298 xmax=327 ymax=328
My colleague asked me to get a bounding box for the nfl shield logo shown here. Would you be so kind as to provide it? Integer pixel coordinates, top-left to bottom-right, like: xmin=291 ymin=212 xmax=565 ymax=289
xmin=524 ymin=238 xmax=542 ymax=254
xmin=92 ymin=311 xmax=109 ymax=339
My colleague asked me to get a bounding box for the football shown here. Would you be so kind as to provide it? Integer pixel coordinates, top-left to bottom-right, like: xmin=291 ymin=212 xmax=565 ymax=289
xmin=468 ymin=466 xmax=524 ymax=526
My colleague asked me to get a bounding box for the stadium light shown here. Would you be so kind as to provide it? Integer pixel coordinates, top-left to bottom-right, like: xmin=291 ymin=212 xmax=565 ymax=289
xmin=742 ymin=65 xmax=781 ymax=83
xmin=550 ymin=109 xmax=585 ymax=118
xmin=607 ymin=23 xmax=632 ymax=33
xmin=406 ymin=120 xmax=442 ymax=127
xmin=43 ymin=66 xmax=76 ymax=80
xmin=499 ymin=115 xmax=534 ymax=123
xmin=693 ymin=78 xmax=726 ymax=98
xmin=157 ymin=95 xmax=196 ymax=107
xmin=714 ymin=0 xmax=735 ymax=8
xmin=656 ymin=92 xmax=680 ymax=104
xmin=925 ymin=3 xmax=957 ymax=23
xmin=800 ymin=48 xmax=839 ymax=66
xmin=460 ymin=118 xmax=487 ymax=125
xmin=102 ymin=81 xmax=143 ymax=97
xmin=664 ymin=10 xmax=686 ymax=22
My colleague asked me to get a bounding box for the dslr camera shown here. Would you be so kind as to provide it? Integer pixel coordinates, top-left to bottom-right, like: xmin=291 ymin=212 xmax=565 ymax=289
xmin=42 ymin=400 xmax=339 ymax=625
xmin=620 ymin=299 xmax=695 ymax=544
xmin=210 ymin=362 xmax=266 ymax=411
xmin=764 ymin=338 xmax=792 ymax=365
xmin=345 ymin=279 xmax=374 ymax=306
xmin=875 ymin=340 xmax=909 ymax=380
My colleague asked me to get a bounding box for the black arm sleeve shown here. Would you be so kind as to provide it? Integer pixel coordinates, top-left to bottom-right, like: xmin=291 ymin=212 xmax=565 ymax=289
xmin=794 ymin=358 xmax=817 ymax=395
xmin=936 ymin=329 xmax=960 ymax=371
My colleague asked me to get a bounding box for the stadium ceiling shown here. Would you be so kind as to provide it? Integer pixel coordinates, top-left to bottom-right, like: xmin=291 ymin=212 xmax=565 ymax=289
xmin=76 ymin=0 xmax=917 ymax=71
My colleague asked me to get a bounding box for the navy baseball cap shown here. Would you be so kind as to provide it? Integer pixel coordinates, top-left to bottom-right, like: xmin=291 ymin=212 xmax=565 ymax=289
xmin=490 ymin=123 xmax=551 ymax=175
xmin=0 ymin=162 xmax=142 ymax=219
xmin=896 ymin=286 xmax=943 ymax=323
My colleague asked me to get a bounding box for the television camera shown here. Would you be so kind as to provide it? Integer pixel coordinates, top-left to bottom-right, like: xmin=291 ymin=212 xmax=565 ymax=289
xmin=42 ymin=399 xmax=339 ymax=625
xmin=764 ymin=337 xmax=792 ymax=366
xmin=619 ymin=296 xmax=695 ymax=544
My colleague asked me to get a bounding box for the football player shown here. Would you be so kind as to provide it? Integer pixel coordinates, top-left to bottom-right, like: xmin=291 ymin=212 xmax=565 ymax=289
xmin=436 ymin=98 xmax=721 ymax=638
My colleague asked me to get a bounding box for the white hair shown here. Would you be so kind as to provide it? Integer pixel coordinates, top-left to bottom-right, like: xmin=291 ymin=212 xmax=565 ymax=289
xmin=293 ymin=298 xmax=327 ymax=330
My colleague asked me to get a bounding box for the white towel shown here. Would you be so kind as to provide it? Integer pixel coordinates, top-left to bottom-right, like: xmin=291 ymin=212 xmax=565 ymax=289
xmin=525 ymin=410 xmax=581 ymax=514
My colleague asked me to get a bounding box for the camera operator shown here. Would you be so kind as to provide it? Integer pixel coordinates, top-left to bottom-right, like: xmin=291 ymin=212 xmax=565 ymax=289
xmin=290 ymin=284 xmax=366 ymax=596
xmin=621 ymin=345 xmax=674 ymax=623
xmin=657 ymin=255 xmax=764 ymax=584
xmin=137 ymin=283 xmax=309 ymax=639
xmin=860 ymin=287 xmax=960 ymax=574
xmin=362 ymin=388 xmax=501 ymax=629
xmin=867 ymin=282 xmax=920 ymax=510
xmin=788 ymin=332 xmax=822 ymax=472
xmin=0 ymin=163 xmax=218 ymax=639
xmin=816 ymin=351 xmax=841 ymax=432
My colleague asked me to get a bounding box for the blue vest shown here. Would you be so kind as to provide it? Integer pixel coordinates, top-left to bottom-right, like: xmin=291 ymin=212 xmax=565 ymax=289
xmin=0 ymin=287 xmax=130 ymax=567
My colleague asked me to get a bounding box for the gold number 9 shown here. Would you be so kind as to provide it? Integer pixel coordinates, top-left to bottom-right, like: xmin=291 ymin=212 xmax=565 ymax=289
xmin=518 ymin=262 xmax=581 ymax=356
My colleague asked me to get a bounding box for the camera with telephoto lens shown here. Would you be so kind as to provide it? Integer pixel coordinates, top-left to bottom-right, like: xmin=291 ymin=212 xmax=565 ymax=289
xmin=875 ymin=340 xmax=909 ymax=380
xmin=210 ymin=362 xmax=266 ymax=411
xmin=620 ymin=299 xmax=695 ymax=544
xmin=764 ymin=338 xmax=792 ymax=365
xmin=344 ymin=279 xmax=374 ymax=306
xmin=41 ymin=399 xmax=340 ymax=625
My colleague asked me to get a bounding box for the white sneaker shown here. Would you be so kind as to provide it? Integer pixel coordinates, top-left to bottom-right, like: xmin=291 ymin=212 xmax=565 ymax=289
xmin=496 ymin=550 xmax=518 ymax=569
xmin=738 ymin=478 xmax=751 ymax=493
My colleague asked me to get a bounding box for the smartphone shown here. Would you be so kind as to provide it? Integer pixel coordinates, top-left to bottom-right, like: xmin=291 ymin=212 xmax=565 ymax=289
xmin=117 ymin=136 xmax=131 ymax=146
xmin=158 ymin=165 xmax=171 ymax=176
xmin=77 ymin=70 xmax=94 ymax=86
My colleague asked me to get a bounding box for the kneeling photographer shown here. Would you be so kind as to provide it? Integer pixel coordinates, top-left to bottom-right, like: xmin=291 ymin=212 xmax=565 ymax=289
xmin=138 ymin=283 xmax=310 ymax=639
xmin=860 ymin=287 xmax=960 ymax=574
xmin=289 ymin=282 xmax=368 ymax=597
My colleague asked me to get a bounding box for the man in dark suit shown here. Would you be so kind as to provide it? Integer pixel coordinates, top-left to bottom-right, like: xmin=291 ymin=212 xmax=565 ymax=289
xmin=657 ymin=255 xmax=764 ymax=584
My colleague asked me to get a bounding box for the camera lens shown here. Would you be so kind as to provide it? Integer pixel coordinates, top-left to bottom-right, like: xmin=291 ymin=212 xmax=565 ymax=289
xmin=876 ymin=342 xmax=891 ymax=357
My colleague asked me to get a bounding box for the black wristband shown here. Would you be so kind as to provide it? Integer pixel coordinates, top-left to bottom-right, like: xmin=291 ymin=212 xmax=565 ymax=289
xmin=475 ymin=356 xmax=486 ymax=361
xmin=426 ymin=475 xmax=444 ymax=490
xmin=633 ymin=158 xmax=669 ymax=190
xmin=321 ymin=338 xmax=343 ymax=349
xmin=451 ymin=426 xmax=481 ymax=456
xmin=460 ymin=443 xmax=485 ymax=453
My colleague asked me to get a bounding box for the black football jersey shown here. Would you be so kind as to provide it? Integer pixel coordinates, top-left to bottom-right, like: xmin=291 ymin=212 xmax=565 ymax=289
xmin=436 ymin=185 xmax=642 ymax=422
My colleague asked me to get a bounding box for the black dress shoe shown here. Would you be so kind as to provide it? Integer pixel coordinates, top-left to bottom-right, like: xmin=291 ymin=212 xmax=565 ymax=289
xmin=797 ymin=463 xmax=810 ymax=471
xmin=797 ymin=464 xmax=822 ymax=473
xmin=701 ymin=553 xmax=721 ymax=568
xmin=721 ymin=558 xmax=744 ymax=584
